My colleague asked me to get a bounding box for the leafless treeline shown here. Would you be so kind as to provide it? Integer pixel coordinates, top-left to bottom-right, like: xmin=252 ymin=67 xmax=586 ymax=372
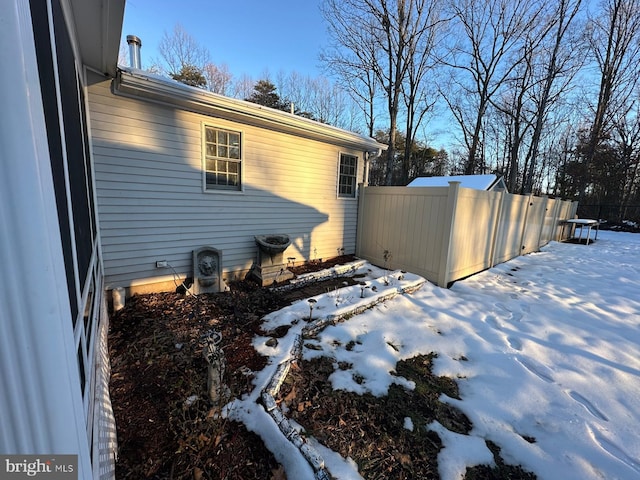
xmin=124 ymin=0 xmax=640 ymax=212
xmin=322 ymin=0 xmax=640 ymax=208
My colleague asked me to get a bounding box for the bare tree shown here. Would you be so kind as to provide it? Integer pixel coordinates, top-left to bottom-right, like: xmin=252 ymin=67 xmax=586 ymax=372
xmin=582 ymin=0 xmax=640 ymax=199
xmin=321 ymin=0 xmax=380 ymax=137
xmin=231 ymin=74 xmax=255 ymax=100
xmin=275 ymin=71 xmax=351 ymax=126
xmin=470 ymin=0 xmax=585 ymax=193
xmin=276 ymin=71 xmax=309 ymax=113
xmin=203 ymin=63 xmax=233 ymax=95
xmin=157 ymin=23 xmax=210 ymax=77
xmin=155 ymin=23 xmax=236 ymax=94
xmin=322 ymin=49 xmax=379 ymax=136
xmin=521 ymin=0 xmax=585 ymax=193
xmin=611 ymin=89 xmax=640 ymax=217
xmin=491 ymin=38 xmax=537 ymax=192
xmin=400 ymin=0 xmax=443 ymax=184
xmin=322 ymin=0 xmax=444 ymax=185
xmin=443 ymin=0 xmax=544 ymax=174
xmin=306 ymin=77 xmax=351 ymax=126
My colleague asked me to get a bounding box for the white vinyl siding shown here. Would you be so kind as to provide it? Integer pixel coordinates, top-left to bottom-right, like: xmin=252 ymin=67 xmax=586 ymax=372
xmin=88 ymin=73 xmax=367 ymax=289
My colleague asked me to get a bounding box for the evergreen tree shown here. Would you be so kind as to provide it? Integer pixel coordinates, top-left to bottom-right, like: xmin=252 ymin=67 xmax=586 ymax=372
xmin=171 ymin=64 xmax=207 ymax=88
xmin=246 ymin=80 xmax=289 ymax=111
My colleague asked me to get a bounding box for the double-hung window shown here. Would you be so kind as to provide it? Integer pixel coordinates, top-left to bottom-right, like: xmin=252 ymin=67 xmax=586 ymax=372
xmin=338 ymin=153 xmax=358 ymax=198
xmin=204 ymin=125 xmax=242 ymax=191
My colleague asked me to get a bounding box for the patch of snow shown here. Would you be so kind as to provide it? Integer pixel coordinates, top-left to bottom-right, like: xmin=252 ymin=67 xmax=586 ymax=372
xmin=228 ymin=230 xmax=640 ymax=479
xmin=407 ymin=174 xmax=498 ymax=190
xmin=404 ymin=417 xmax=414 ymax=431
xmin=308 ymin=437 xmax=363 ymax=480
xmin=429 ymin=421 xmax=495 ymax=479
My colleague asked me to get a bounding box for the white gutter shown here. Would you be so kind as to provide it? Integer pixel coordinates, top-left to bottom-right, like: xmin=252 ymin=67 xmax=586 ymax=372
xmin=113 ymin=68 xmax=388 ymax=152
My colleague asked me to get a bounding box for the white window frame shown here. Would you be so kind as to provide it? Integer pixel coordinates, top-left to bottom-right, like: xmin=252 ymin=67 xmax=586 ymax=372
xmin=337 ymin=152 xmax=358 ymax=198
xmin=202 ymin=123 xmax=244 ymax=193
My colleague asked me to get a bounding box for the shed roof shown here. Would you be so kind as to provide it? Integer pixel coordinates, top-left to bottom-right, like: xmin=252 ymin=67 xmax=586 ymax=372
xmin=407 ymin=174 xmax=507 ymax=191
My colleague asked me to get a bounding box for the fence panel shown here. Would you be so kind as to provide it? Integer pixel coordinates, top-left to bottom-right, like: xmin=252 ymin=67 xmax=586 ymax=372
xmin=540 ymin=198 xmax=560 ymax=246
xmin=357 ymin=184 xmax=576 ymax=287
xmin=446 ymin=187 xmax=502 ymax=284
xmin=492 ymin=194 xmax=530 ymax=265
xmin=356 ymin=186 xmax=450 ymax=281
xmin=521 ymin=195 xmax=546 ymax=254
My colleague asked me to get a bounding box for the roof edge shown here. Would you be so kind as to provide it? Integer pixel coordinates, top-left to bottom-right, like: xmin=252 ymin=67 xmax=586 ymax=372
xmin=113 ymin=68 xmax=388 ymax=152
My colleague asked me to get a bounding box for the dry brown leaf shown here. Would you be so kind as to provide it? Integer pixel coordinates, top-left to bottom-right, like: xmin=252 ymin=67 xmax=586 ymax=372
xmin=283 ymin=386 xmax=297 ymax=404
xmin=193 ymin=467 xmax=203 ymax=480
xmin=398 ymin=453 xmax=412 ymax=467
xmin=270 ymin=465 xmax=287 ymax=480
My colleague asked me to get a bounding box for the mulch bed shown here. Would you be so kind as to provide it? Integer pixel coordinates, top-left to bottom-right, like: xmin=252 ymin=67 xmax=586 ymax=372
xmin=109 ymin=255 xmax=536 ymax=479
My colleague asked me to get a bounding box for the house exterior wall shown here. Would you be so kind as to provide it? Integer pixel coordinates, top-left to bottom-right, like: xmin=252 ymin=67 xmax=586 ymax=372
xmin=1 ymin=1 xmax=118 ymax=478
xmin=88 ymin=75 xmax=368 ymax=292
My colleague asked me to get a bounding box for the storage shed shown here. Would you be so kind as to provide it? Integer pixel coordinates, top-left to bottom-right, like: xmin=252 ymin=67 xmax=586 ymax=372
xmin=408 ymin=174 xmax=508 ymax=192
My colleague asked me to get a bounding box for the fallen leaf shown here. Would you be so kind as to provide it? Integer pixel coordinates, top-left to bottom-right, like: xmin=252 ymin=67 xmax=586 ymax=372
xmin=193 ymin=467 xmax=203 ymax=480
xmin=284 ymin=386 xmax=297 ymax=404
xmin=270 ymin=465 xmax=287 ymax=480
xmin=398 ymin=453 xmax=412 ymax=467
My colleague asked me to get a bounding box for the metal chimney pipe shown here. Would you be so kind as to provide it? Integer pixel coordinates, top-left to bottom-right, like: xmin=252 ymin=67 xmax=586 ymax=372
xmin=126 ymin=35 xmax=142 ymax=69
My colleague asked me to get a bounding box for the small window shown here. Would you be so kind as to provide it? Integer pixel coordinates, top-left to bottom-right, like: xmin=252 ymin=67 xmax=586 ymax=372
xmin=204 ymin=126 xmax=241 ymax=191
xmin=338 ymin=153 xmax=358 ymax=198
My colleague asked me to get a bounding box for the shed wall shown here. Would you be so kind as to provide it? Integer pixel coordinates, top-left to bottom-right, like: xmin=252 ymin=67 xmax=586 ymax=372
xmin=88 ymin=75 xmax=366 ymax=290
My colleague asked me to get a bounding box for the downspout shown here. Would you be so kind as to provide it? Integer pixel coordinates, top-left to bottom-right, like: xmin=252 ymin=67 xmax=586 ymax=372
xmin=356 ymin=148 xmax=383 ymax=258
xmin=363 ymin=148 xmax=383 ymax=186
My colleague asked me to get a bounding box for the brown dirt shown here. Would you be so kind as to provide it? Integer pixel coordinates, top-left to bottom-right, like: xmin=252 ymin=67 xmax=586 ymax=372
xmin=109 ymin=255 xmax=536 ymax=479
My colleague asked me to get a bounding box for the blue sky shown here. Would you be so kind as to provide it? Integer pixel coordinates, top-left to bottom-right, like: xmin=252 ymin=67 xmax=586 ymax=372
xmin=121 ymin=0 xmax=328 ymax=79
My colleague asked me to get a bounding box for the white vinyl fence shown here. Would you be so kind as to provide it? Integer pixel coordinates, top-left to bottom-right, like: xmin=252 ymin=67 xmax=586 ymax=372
xmin=356 ymin=182 xmax=578 ymax=287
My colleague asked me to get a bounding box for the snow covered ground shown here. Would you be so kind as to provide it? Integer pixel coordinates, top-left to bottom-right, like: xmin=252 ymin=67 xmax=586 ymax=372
xmin=226 ymin=230 xmax=640 ymax=480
